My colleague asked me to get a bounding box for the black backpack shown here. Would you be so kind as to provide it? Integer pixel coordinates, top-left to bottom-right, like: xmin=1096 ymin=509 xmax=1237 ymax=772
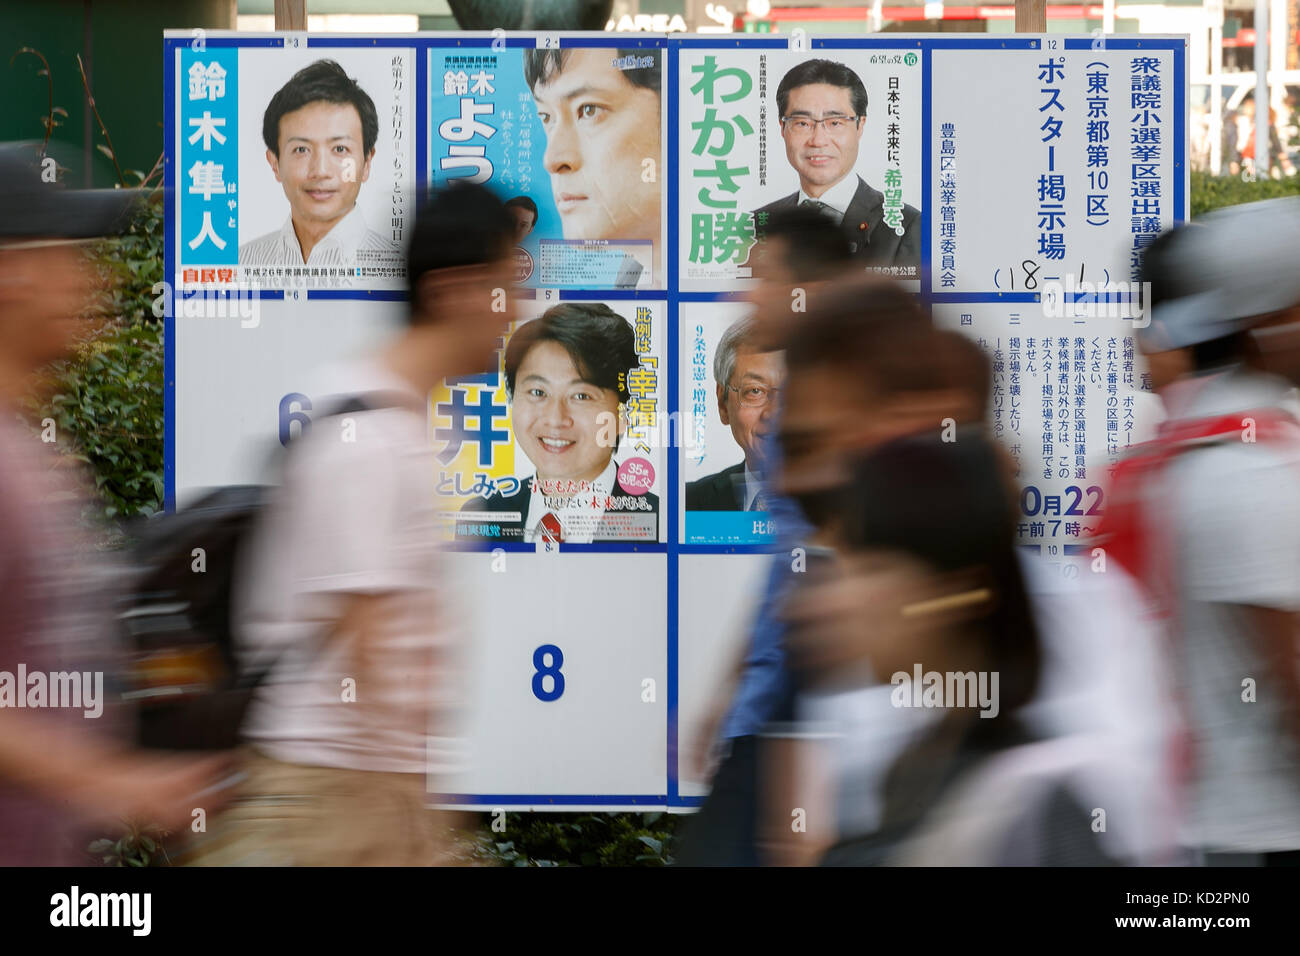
xmin=118 ymin=393 xmax=401 ymax=750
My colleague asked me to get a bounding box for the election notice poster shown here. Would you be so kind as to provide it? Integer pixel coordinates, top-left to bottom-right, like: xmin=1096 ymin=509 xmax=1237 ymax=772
xmin=434 ymin=297 xmax=666 ymax=545
xmin=677 ymin=46 xmax=922 ymax=292
xmin=429 ymin=44 xmax=667 ymax=290
xmin=930 ymin=45 xmax=1177 ymax=294
xmin=930 ymin=40 xmax=1183 ymax=552
xmin=177 ymin=45 xmax=415 ymax=292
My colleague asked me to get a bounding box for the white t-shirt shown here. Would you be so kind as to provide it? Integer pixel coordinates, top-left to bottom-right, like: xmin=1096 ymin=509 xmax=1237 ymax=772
xmin=1160 ymin=366 xmax=1300 ymax=851
xmin=234 ymin=359 xmax=461 ymax=776
xmin=799 ymin=553 xmax=1181 ymax=863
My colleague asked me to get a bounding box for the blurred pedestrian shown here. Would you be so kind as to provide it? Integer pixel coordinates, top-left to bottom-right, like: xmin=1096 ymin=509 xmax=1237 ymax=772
xmin=187 ymin=180 xmax=516 ymax=866
xmin=1106 ymin=200 xmax=1300 ymax=865
xmin=0 ymin=143 xmax=227 ymax=865
xmin=675 ymin=205 xmax=853 ymax=866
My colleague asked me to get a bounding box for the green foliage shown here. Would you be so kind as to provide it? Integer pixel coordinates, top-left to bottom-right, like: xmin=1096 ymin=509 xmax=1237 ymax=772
xmin=91 ymin=191 xmax=166 ymax=327
xmin=450 ymin=812 xmax=681 ymax=867
xmin=87 ymin=823 xmax=173 ymax=867
xmin=1190 ymin=170 xmax=1300 ymax=218
xmin=30 ymin=318 xmax=164 ymax=522
xmin=22 ymin=195 xmax=165 ymax=525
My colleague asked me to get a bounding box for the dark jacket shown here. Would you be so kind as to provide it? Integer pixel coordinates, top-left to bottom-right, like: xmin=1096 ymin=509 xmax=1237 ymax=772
xmin=686 ymin=461 xmax=747 ymax=512
xmin=753 ymin=175 xmax=921 ymax=272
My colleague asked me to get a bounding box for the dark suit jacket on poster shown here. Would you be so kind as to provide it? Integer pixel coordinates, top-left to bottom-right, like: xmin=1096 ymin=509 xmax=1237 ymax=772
xmin=685 ymin=461 xmax=747 ymax=512
xmin=753 ymin=175 xmax=921 ymax=272
xmin=459 ymin=475 xmax=659 ymax=541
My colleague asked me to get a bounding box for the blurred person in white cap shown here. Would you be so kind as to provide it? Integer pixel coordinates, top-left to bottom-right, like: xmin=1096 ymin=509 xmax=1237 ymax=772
xmin=1099 ymin=198 xmax=1300 ymax=865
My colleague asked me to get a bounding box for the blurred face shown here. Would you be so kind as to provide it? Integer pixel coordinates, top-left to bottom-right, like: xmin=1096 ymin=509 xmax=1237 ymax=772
xmin=1247 ymin=305 xmax=1300 ymax=387
xmin=414 ymin=251 xmax=517 ymax=378
xmin=0 ymin=243 xmax=91 ymax=378
xmin=778 ymin=363 xmax=880 ymax=503
xmin=782 ymin=548 xmax=946 ymax=682
xmin=718 ymin=348 xmax=785 ymax=471
xmin=745 ymin=237 xmax=798 ymax=348
xmin=780 ymin=83 xmax=864 ymax=196
xmin=1141 ymin=346 xmax=1191 ymax=394
xmin=512 ymin=340 xmax=622 ymax=484
xmin=268 ymin=101 xmax=372 ymax=232
xmin=509 ymin=206 xmax=537 ymax=242
xmin=533 ymin=50 xmax=661 ymax=241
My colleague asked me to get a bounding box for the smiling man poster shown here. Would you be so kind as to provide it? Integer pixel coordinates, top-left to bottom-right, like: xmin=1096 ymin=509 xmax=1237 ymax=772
xmin=240 ymin=59 xmax=405 ymax=283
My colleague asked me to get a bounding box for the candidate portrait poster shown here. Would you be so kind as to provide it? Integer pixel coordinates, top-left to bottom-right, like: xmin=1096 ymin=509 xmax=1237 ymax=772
xmin=176 ymin=45 xmax=415 ymax=292
xmin=434 ymin=297 xmax=666 ymax=545
xmin=429 ymin=44 xmax=667 ymax=291
xmin=680 ymin=301 xmax=781 ymax=546
xmin=678 ymin=47 xmax=922 ymax=293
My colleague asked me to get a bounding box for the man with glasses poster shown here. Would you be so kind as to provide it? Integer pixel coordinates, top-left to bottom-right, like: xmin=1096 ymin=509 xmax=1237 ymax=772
xmin=687 ymin=316 xmax=785 ymax=513
xmin=753 ymin=59 xmax=920 ymax=274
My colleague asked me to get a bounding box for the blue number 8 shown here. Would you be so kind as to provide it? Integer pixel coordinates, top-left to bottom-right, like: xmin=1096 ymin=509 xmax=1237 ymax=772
xmin=532 ymin=644 xmax=564 ymax=702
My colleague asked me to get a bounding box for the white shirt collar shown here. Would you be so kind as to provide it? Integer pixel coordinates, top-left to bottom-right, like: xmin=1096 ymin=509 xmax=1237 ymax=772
xmin=279 ymin=204 xmax=370 ymax=264
xmin=798 ymin=173 xmax=859 ymax=223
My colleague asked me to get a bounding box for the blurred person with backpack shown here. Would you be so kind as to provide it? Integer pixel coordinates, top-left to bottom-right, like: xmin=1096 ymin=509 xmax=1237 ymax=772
xmin=185 ymin=181 xmax=516 ymax=866
xmin=1099 ymin=199 xmax=1300 ymax=865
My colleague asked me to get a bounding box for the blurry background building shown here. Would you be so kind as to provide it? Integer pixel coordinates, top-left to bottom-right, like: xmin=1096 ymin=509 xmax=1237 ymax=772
xmin=3 ymin=0 xmax=1295 ymax=184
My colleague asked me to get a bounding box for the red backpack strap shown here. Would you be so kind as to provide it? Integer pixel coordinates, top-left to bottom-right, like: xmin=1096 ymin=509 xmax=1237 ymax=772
xmin=1092 ymin=407 xmax=1300 ymax=585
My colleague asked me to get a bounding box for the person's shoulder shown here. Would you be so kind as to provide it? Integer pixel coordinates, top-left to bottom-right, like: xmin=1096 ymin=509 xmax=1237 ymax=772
xmin=698 ymin=461 xmax=744 ymax=483
xmin=685 ymin=463 xmax=743 ymax=509
xmin=754 ymin=192 xmax=797 ymax=216
xmin=360 ymin=228 xmax=398 ymax=252
xmin=238 ymin=229 xmax=283 ymax=262
xmin=461 ymin=484 xmax=527 ymax=513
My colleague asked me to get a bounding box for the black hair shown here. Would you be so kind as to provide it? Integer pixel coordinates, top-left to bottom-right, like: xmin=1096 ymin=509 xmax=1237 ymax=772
xmin=1139 ymin=223 xmax=1203 ymax=310
xmin=1140 ymin=222 xmax=1247 ymax=369
xmin=753 ymin=203 xmax=853 ymax=279
xmin=837 ymin=432 xmax=1042 ymax=718
xmin=405 ymin=180 xmax=514 ymax=323
xmin=776 ymin=58 xmax=868 ymax=119
xmin=505 ymin=195 xmax=539 ymax=220
xmin=1191 ymin=331 xmax=1251 ymax=371
xmin=523 ymin=48 xmax=662 ymax=98
xmin=262 ymin=59 xmax=380 ymax=158
xmin=504 ymin=302 xmax=638 ymax=404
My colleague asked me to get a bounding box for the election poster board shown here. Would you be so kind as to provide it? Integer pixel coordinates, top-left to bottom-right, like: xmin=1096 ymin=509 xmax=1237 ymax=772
xmin=166 ymin=32 xmax=1187 ymax=811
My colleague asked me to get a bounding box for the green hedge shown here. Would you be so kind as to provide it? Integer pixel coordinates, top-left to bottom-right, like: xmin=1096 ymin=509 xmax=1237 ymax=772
xmin=23 ymin=192 xmax=165 ymax=526
xmin=1189 ymin=170 xmax=1300 ymax=218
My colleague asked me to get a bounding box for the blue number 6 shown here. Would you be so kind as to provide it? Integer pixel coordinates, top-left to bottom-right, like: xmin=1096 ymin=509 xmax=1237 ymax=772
xmin=532 ymin=644 xmax=565 ymax=702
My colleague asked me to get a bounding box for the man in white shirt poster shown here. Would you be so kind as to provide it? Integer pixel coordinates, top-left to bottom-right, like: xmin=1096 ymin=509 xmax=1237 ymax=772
xmin=240 ymin=59 xmax=395 ymax=271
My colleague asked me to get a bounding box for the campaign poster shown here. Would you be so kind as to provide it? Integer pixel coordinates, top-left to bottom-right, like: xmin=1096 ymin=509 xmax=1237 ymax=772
xmin=678 ymin=47 xmax=922 ymax=293
xmin=434 ymin=297 xmax=666 ymax=545
xmin=429 ymin=44 xmax=666 ymax=291
xmin=176 ymin=46 xmax=415 ymax=291
xmin=680 ymin=301 xmax=782 ymax=546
